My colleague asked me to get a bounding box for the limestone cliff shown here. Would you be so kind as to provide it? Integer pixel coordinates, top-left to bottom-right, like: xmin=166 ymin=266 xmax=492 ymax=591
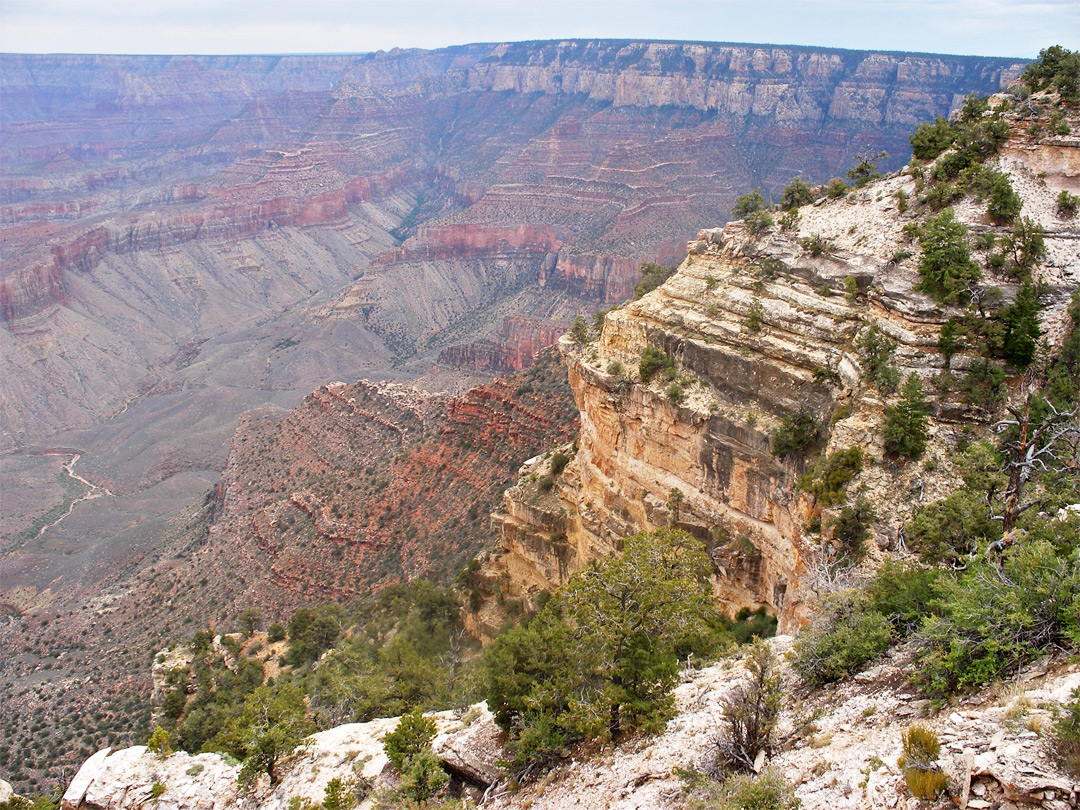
xmin=473 ymin=94 xmax=1080 ymax=638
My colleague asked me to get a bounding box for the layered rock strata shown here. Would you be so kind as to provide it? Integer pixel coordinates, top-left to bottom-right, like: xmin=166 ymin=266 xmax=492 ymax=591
xmin=475 ymin=102 xmax=1080 ymax=636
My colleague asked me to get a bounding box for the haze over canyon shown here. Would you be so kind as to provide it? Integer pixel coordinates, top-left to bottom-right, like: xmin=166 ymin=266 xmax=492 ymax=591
xmin=0 ymin=40 xmax=1027 ymax=790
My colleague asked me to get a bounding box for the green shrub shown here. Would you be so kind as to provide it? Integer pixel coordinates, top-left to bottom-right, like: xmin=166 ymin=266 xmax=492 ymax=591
xmin=826 ymin=178 xmax=848 ymax=198
xmin=1053 ymin=687 xmax=1080 ymax=777
xmin=865 ymin=560 xmax=943 ymax=637
xmin=383 ymin=707 xmax=438 ymax=772
xmin=770 ymin=407 xmax=818 ymax=459
xmin=798 ymin=234 xmax=835 ymax=257
xmin=549 ymin=451 xmax=570 ymax=476
xmin=689 ymin=767 xmax=801 ymax=810
xmin=781 ymin=176 xmax=814 ymax=210
xmin=147 ymin=725 xmax=171 ymax=758
xmin=913 ymin=517 xmax=1080 ymax=695
xmin=732 ymin=190 xmax=766 ymax=219
xmin=883 ymin=374 xmax=929 ymax=460
xmin=569 ymin=315 xmax=591 ymax=346
xmin=606 ymin=359 xmax=624 ymax=376
xmin=218 ymin=682 xmax=315 ymax=784
xmin=855 ymin=321 xmax=900 ymax=394
xmin=1021 ymin=45 xmax=1080 ymax=102
xmin=267 ymin=623 xmax=286 ymax=643
xmin=634 ymin=262 xmax=678 ymax=300
xmin=916 ymin=209 xmax=981 ymax=304
xmin=999 ymin=281 xmax=1043 ymax=368
xmin=987 ymin=172 xmax=1022 ymax=224
xmin=1001 ymin=218 xmax=1047 ymax=282
xmin=321 ymin=777 xmax=360 ymax=810
xmin=286 ymin=604 xmax=346 ymax=666
xmin=398 ymin=751 xmax=448 ymax=802
xmin=899 ymin=725 xmax=946 ymax=801
xmin=1057 ymin=190 xmax=1080 ymax=219
xmin=150 ymin=782 xmax=166 ymax=800
xmin=959 ymin=93 xmax=990 ymax=124
xmin=486 ymin=529 xmax=717 ymax=765
xmin=639 ymin=345 xmax=675 ymax=384
xmin=831 ymin=496 xmax=876 ymax=562
xmin=794 ymin=592 xmax=892 ymax=685
xmin=798 ymin=447 xmax=864 ymax=507
xmin=667 ymin=382 xmax=685 ymax=404
xmin=745 ymin=209 xmax=775 ymax=235
xmin=730 ymin=607 xmax=778 ymax=645
xmin=745 ymin=300 xmax=764 ymax=332
xmin=960 ymin=358 xmax=1006 ymax=410
xmin=847 ymin=151 xmax=886 ymax=187
xmin=910 ymin=117 xmax=958 ymax=161
xmin=905 ymin=490 xmax=995 ymax=564
xmin=937 ymin=318 xmax=963 ymax=367
xmin=843 ymin=276 xmax=859 ymax=304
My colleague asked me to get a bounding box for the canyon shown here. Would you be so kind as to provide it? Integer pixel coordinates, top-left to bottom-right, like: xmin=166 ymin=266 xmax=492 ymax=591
xmin=49 ymin=77 xmax=1080 ymax=809
xmin=0 ymin=40 xmax=1034 ymax=793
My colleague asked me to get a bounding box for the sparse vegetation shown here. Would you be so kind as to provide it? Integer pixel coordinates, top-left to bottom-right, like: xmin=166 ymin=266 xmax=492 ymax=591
xmin=770 ymin=407 xmax=818 ymax=459
xmin=899 ymin=725 xmax=947 ymax=801
xmin=717 ymin=640 xmax=782 ymax=772
xmin=634 ymin=262 xmax=678 ymax=300
xmin=1057 ymin=189 xmax=1080 ymax=218
xmin=855 ymin=321 xmax=900 ymax=394
xmin=485 ymin=529 xmax=727 ymax=767
xmin=798 ymin=447 xmax=863 ymax=507
xmin=1021 ymin=45 xmax=1080 ymax=102
xmin=639 ymin=345 xmax=676 ymax=384
xmin=745 ymin=299 xmax=764 ymax=332
xmin=798 ymin=233 xmax=835 ymax=258
xmin=847 ymin=151 xmax=886 ymax=187
xmin=1053 ymin=688 xmax=1080 ymax=777
xmin=794 ymin=591 xmax=892 ymax=685
xmin=915 ymin=208 xmax=981 ymax=304
xmin=732 ymin=190 xmax=775 ymax=234
xmin=781 ymin=176 xmax=814 ymax=210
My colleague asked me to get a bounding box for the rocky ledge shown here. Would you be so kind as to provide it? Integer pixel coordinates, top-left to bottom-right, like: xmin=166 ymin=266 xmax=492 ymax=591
xmin=60 ymin=640 xmax=1080 ymax=810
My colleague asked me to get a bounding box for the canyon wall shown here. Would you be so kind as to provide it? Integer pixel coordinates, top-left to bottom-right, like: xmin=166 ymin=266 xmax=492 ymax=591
xmin=472 ymin=104 xmax=1080 ymax=638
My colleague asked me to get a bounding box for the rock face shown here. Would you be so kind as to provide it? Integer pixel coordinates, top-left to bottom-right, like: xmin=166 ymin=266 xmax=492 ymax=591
xmin=474 ymin=98 xmax=1080 ymax=636
xmin=60 ymin=708 xmax=503 ymax=810
xmin=60 ymin=643 xmax=1080 ymax=810
xmin=150 ymin=352 xmax=578 ymax=627
xmin=0 ymin=43 xmax=1036 ymax=794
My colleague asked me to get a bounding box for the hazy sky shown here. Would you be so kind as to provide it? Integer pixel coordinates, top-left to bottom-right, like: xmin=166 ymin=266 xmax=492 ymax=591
xmin=1 ymin=0 xmax=1077 ymax=58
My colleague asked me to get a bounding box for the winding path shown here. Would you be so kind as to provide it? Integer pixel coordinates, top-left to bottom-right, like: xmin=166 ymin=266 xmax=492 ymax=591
xmin=37 ymin=454 xmax=114 ymax=538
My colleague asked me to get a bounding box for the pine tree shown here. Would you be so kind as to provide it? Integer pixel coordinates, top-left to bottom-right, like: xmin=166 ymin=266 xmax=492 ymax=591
xmin=883 ymin=374 xmax=929 ymax=460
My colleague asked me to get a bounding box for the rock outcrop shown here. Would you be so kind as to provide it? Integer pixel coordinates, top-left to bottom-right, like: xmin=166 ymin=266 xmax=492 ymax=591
xmin=60 ymin=641 xmax=1080 ymax=810
xmin=473 ymin=94 xmax=1080 ymax=637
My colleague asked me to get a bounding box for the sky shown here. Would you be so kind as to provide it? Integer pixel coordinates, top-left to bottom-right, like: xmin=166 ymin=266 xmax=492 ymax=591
xmin=1 ymin=0 xmax=1077 ymax=59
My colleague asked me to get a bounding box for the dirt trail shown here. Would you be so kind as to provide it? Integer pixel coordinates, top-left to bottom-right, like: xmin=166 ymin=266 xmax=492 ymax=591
xmin=37 ymin=454 xmax=114 ymax=538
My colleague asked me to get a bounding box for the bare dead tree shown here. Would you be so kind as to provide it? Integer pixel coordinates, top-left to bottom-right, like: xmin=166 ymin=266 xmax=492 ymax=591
xmin=991 ymin=375 xmax=1080 ymax=539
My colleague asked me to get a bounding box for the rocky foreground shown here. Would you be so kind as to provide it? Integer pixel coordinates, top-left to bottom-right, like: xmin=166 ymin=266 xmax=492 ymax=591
xmin=58 ymin=638 xmax=1079 ymax=810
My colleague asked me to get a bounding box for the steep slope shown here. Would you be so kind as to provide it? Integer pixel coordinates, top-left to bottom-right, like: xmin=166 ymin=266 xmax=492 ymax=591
xmin=57 ymin=641 xmax=1080 ymax=810
xmin=0 ymin=356 xmax=576 ymax=793
xmin=0 ymin=41 xmax=1023 ymax=637
xmin=472 ymin=89 xmax=1079 ymax=638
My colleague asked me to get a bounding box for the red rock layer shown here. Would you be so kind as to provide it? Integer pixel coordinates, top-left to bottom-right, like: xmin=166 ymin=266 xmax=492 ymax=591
xmin=188 ymin=351 xmax=578 ymax=619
